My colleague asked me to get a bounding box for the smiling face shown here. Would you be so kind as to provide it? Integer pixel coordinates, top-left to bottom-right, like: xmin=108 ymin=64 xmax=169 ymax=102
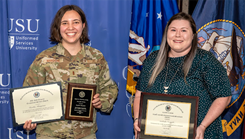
xmin=60 ymin=10 xmax=85 ymax=46
xmin=167 ymin=19 xmax=194 ymax=57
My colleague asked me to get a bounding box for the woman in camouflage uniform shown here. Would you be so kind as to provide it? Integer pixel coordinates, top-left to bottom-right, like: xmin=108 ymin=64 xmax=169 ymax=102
xmin=23 ymin=5 xmax=118 ymax=139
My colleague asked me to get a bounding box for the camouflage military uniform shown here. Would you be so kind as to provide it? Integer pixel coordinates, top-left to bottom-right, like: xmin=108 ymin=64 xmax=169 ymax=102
xmin=23 ymin=43 xmax=118 ymax=139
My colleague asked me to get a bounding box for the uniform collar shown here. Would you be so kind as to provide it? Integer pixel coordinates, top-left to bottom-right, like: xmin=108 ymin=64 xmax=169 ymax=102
xmin=56 ymin=43 xmax=86 ymax=60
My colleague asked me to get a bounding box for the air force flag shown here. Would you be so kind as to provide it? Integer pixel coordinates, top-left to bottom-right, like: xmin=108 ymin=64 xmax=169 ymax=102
xmin=127 ymin=0 xmax=179 ymax=95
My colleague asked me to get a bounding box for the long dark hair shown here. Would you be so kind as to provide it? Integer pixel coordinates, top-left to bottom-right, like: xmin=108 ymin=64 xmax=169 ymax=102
xmin=148 ymin=12 xmax=198 ymax=86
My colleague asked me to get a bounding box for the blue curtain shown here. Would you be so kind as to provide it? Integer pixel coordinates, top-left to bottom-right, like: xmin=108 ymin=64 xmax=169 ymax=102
xmin=0 ymin=0 xmax=13 ymax=137
xmin=0 ymin=0 xmax=133 ymax=138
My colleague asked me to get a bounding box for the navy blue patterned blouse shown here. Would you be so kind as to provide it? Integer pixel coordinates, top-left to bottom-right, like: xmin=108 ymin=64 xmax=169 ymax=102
xmin=136 ymin=48 xmax=231 ymax=138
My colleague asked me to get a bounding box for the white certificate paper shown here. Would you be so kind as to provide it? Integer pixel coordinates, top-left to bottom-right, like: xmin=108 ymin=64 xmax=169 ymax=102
xmin=10 ymin=82 xmax=64 ymax=127
xmin=145 ymin=99 xmax=191 ymax=138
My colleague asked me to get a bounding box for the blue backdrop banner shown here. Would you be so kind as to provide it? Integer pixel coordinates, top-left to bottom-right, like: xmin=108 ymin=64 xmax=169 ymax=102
xmin=192 ymin=0 xmax=245 ymax=138
xmin=1 ymin=0 xmax=133 ymax=139
xmin=0 ymin=0 xmax=13 ymax=137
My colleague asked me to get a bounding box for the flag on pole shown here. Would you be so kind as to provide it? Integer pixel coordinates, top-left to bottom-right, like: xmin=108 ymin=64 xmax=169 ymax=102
xmin=192 ymin=0 xmax=245 ymax=138
xmin=126 ymin=0 xmax=179 ymax=95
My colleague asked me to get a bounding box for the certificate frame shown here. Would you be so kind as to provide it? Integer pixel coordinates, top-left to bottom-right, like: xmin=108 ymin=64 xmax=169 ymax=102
xmin=9 ymin=82 xmax=64 ymax=127
xmin=65 ymin=83 xmax=96 ymax=122
xmin=138 ymin=92 xmax=199 ymax=139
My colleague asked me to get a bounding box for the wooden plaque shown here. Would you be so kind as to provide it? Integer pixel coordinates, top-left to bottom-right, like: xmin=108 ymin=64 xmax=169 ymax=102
xmin=65 ymin=83 xmax=96 ymax=122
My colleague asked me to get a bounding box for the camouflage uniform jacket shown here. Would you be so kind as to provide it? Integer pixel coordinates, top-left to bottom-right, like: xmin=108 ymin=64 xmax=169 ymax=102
xmin=23 ymin=43 xmax=118 ymax=139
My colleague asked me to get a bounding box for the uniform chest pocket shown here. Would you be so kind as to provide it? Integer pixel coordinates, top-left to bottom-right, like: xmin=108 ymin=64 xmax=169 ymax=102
xmin=84 ymin=63 xmax=99 ymax=69
xmin=73 ymin=60 xmax=101 ymax=84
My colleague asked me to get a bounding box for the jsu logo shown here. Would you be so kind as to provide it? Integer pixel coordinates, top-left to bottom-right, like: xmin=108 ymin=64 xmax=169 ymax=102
xmin=0 ymin=74 xmax=10 ymax=87
xmin=8 ymin=18 xmax=40 ymax=33
xmin=8 ymin=36 xmax=14 ymax=49
xmin=8 ymin=128 xmax=30 ymax=139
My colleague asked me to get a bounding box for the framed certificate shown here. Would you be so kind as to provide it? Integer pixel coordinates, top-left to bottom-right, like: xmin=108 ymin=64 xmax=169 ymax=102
xmin=138 ymin=92 xmax=199 ymax=139
xmin=9 ymin=82 xmax=64 ymax=127
xmin=65 ymin=83 xmax=96 ymax=122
